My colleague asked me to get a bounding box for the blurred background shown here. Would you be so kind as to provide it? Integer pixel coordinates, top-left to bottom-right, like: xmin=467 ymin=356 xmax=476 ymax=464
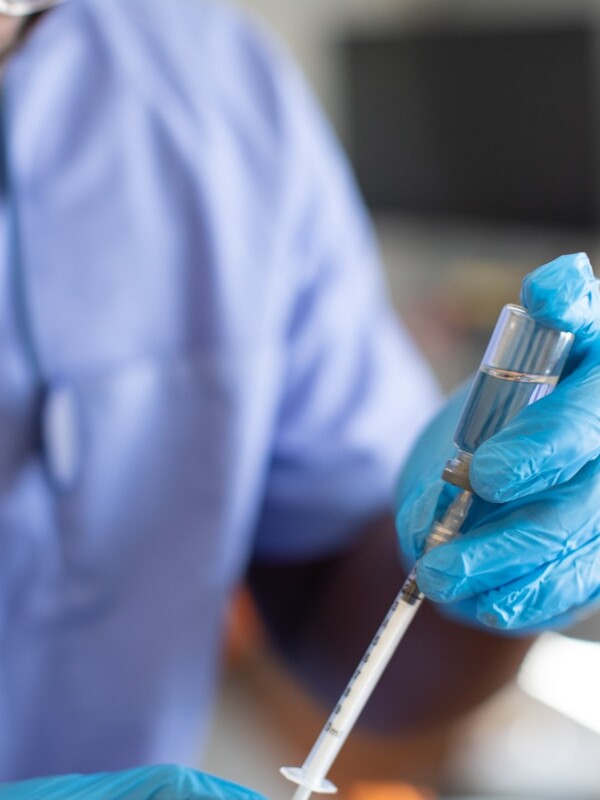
xmin=202 ymin=1 xmax=600 ymax=798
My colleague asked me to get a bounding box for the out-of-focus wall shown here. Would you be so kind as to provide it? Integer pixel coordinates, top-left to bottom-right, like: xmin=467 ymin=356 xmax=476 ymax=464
xmin=235 ymin=0 xmax=600 ymax=389
xmin=234 ymin=0 xmax=594 ymax=132
xmin=234 ymin=0 xmax=411 ymax=131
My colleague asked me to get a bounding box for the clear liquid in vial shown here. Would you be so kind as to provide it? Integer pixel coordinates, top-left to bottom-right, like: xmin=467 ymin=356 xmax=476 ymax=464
xmin=455 ymin=366 xmax=557 ymax=454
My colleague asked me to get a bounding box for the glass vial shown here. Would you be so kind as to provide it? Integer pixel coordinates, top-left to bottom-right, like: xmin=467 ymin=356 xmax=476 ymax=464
xmin=443 ymin=304 xmax=574 ymax=490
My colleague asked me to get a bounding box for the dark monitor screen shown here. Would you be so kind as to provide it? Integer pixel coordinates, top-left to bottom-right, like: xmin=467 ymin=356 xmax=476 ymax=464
xmin=342 ymin=24 xmax=599 ymax=229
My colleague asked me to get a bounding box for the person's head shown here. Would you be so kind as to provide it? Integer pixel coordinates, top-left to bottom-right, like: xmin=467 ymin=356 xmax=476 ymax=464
xmin=0 ymin=0 xmax=66 ymax=66
xmin=0 ymin=0 xmax=64 ymax=14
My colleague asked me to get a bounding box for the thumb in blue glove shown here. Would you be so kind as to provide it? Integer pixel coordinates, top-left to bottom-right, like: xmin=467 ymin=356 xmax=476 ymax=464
xmin=396 ymin=252 xmax=600 ymax=631
xmin=0 ymin=764 xmax=267 ymax=800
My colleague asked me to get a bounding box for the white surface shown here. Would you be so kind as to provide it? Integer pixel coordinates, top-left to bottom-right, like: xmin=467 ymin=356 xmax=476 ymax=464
xmin=519 ymin=632 xmax=600 ymax=736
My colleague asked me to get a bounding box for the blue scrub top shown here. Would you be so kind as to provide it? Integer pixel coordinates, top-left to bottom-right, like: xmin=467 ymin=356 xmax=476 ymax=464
xmin=0 ymin=0 xmax=440 ymax=780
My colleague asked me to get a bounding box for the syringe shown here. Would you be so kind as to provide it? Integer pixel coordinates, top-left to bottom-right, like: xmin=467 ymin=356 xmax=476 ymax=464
xmin=281 ymin=490 xmax=473 ymax=800
xmin=281 ymin=304 xmax=574 ymax=800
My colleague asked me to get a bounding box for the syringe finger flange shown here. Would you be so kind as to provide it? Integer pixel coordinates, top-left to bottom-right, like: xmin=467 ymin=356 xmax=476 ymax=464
xmin=280 ymin=766 xmax=338 ymax=795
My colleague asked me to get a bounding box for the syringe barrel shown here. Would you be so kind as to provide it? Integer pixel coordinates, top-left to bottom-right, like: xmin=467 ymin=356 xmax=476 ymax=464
xmin=444 ymin=305 xmax=574 ymax=489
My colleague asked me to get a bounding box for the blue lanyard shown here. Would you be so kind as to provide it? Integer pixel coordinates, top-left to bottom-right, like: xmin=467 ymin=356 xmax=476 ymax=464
xmin=0 ymin=90 xmax=82 ymax=491
xmin=0 ymin=87 xmax=43 ymax=384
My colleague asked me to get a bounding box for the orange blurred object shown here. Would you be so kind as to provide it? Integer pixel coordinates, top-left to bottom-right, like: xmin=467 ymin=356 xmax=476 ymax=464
xmin=347 ymin=781 xmax=437 ymax=800
xmin=223 ymin=587 xmax=266 ymax=666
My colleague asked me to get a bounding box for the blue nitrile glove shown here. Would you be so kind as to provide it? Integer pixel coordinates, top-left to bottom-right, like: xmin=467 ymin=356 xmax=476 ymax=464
xmin=0 ymin=764 xmax=266 ymax=799
xmin=396 ymin=252 xmax=600 ymax=631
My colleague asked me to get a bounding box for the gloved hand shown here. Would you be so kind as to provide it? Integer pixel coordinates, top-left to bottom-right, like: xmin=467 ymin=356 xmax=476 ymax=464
xmin=396 ymin=252 xmax=600 ymax=631
xmin=0 ymin=764 xmax=266 ymax=799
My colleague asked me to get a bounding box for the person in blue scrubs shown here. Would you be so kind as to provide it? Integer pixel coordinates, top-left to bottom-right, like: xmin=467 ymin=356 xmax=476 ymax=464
xmin=0 ymin=1 xmax=600 ymax=798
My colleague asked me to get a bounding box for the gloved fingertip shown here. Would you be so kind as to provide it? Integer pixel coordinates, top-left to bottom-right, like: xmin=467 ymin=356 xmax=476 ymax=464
xmin=476 ymin=602 xmax=517 ymax=629
xmin=395 ymin=481 xmax=446 ymax=560
xmin=416 ymin=558 xmax=459 ymax=602
xmin=469 ymin=475 xmax=511 ymax=504
xmin=521 ymin=254 xmax=592 ymax=310
xmin=420 ymin=542 xmax=459 ymax=572
xmin=520 ymin=252 xmax=600 ymax=337
xmin=477 ymin=608 xmax=509 ymax=629
xmin=470 ymin=443 xmax=543 ymax=502
xmin=469 ymin=449 xmax=517 ymax=502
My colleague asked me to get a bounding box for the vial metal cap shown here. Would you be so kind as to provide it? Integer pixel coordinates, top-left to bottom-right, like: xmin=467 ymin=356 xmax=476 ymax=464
xmin=442 ymin=450 xmax=473 ymax=490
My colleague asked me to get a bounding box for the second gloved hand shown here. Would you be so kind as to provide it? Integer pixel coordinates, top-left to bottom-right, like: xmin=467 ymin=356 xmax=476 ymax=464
xmin=0 ymin=764 xmax=266 ymax=800
xmin=395 ymin=252 xmax=600 ymax=631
